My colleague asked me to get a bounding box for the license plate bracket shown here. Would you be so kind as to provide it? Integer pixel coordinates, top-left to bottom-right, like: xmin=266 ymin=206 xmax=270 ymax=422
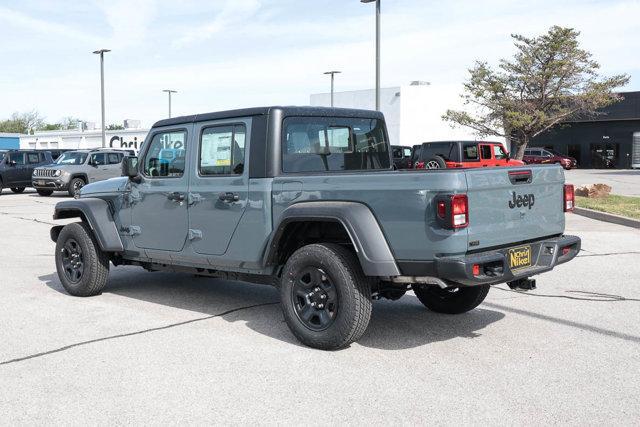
xmin=508 ymin=245 xmax=532 ymax=270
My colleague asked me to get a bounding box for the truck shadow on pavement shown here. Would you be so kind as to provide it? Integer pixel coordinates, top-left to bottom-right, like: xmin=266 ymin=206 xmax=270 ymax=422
xmin=39 ymin=267 xmax=505 ymax=351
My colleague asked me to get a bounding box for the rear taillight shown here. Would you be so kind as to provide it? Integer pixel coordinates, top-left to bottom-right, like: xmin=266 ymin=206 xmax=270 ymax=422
xmin=435 ymin=194 xmax=469 ymax=229
xmin=564 ymin=184 xmax=574 ymax=212
xmin=451 ymin=194 xmax=469 ymax=228
xmin=437 ymin=201 xmax=446 ymax=219
xmin=415 ymin=161 xmax=425 ymax=169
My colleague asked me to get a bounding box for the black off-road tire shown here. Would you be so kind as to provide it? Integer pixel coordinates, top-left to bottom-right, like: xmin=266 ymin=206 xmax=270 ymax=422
xmin=280 ymin=243 xmax=372 ymax=350
xmin=10 ymin=187 xmax=26 ymax=193
xmin=55 ymin=222 xmax=110 ymax=297
xmin=37 ymin=189 xmax=54 ymax=196
xmin=68 ymin=177 xmax=85 ymax=197
xmin=412 ymin=284 xmax=490 ymax=314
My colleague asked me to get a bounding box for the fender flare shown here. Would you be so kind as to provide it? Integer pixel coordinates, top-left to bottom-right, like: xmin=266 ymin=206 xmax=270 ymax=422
xmin=53 ymin=198 xmax=124 ymax=252
xmin=265 ymin=201 xmax=400 ymax=277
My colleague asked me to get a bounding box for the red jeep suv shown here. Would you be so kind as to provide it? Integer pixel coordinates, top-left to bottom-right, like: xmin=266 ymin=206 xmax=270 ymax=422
xmin=414 ymin=141 xmax=524 ymax=169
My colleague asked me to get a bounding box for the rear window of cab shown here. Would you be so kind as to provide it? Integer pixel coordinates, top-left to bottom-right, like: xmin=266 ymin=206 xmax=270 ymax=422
xmin=282 ymin=116 xmax=391 ymax=173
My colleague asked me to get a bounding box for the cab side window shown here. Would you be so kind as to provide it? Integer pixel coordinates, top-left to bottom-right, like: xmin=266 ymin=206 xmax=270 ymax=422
xmin=199 ymin=124 xmax=246 ymax=176
xmin=480 ymin=145 xmax=492 ymax=159
xmin=8 ymin=153 xmax=25 ymax=165
xmin=463 ymin=144 xmax=479 ymax=161
xmin=90 ymin=153 xmax=106 ymax=166
xmin=142 ymin=131 xmax=187 ymax=177
xmin=493 ymin=145 xmax=508 ymax=160
xmin=108 ymin=153 xmax=122 ymax=164
xmin=27 ymin=153 xmax=40 ymax=164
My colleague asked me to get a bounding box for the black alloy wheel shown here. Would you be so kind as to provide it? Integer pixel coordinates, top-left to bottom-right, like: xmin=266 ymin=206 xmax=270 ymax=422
xmin=291 ymin=266 xmax=338 ymax=331
xmin=60 ymin=238 xmax=84 ymax=283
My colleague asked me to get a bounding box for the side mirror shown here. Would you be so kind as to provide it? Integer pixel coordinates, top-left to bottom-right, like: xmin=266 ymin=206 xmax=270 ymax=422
xmin=8 ymin=160 xmax=16 ymax=167
xmin=122 ymin=156 xmax=141 ymax=181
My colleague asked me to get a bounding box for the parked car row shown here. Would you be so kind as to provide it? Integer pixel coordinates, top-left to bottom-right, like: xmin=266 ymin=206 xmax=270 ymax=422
xmin=392 ymin=142 xmax=577 ymax=170
xmin=0 ymin=148 xmax=134 ymax=197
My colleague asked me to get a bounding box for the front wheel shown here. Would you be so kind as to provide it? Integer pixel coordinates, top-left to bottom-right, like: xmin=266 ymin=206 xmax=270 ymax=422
xmin=412 ymin=284 xmax=490 ymax=314
xmin=280 ymin=243 xmax=372 ymax=350
xmin=55 ymin=222 xmax=110 ymax=296
xmin=10 ymin=187 xmax=26 ymax=193
xmin=68 ymin=177 xmax=85 ymax=197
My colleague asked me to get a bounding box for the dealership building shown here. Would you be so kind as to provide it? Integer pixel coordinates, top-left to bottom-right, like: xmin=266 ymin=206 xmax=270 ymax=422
xmin=20 ymin=121 xmax=148 ymax=153
xmin=530 ymin=91 xmax=640 ymax=169
xmin=311 ymin=83 xmax=478 ymax=148
xmin=0 ymin=133 xmax=21 ymax=149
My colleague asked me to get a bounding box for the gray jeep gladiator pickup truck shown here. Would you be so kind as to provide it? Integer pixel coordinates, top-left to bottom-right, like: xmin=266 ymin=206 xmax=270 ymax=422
xmin=50 ymin=106 xmax=580 ymax=350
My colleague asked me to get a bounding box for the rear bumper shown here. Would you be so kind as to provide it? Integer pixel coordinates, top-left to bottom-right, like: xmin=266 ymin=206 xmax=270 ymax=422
xmin=398 ymin=235 xmax=581 ymax=286
xmin=32 ymin=178 xmax=69 ymax=191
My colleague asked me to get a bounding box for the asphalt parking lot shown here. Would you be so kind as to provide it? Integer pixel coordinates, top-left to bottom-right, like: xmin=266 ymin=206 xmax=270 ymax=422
xmin=1 ymin=189 xmax=639 ymax=424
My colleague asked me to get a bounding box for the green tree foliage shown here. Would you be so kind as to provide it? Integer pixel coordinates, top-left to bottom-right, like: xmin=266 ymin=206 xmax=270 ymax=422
xmin=106 ymin=123 xmax=124 ymax=130
xmin=443 ymin=26 xmax=630 ymax=159
xmin=0 ymin=110 xmax=44 ymax=134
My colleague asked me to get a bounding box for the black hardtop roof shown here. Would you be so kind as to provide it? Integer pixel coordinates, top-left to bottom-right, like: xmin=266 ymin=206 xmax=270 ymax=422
xmin=152 ymin=106 xmax=384 ymax=128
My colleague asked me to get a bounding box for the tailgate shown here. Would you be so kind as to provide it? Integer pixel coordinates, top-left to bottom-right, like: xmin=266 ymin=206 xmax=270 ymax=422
xmin=464 ymin=165 xmax=565 ymax=251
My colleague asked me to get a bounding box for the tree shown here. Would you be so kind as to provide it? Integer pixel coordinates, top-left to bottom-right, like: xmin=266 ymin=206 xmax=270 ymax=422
xmin=443 ymin=26 xmax=630 ymax=159
xmin=106 ymin=123 xmax=124 ymax=130
xmin=0 ymin=110 xmax=45 ymax=134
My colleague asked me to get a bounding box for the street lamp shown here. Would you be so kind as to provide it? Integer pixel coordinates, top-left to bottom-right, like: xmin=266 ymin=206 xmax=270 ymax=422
xmin=162 ymin=89 xmax=177 ymax=118
xmin=323 ymin=71 xmax=341 ymax=107
xmin=361 ymin=0 xmax=380 ymax=111
xmin=92 ymin=49 xmax=111 ymax=148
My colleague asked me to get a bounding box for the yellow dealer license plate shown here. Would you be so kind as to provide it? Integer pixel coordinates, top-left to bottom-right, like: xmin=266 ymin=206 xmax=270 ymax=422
xmin=509 ymin=245 xmax=532 ymax=270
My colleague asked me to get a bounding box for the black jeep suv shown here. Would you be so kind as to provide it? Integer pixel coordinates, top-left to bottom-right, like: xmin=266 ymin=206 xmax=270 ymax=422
xmin=0 ymin=150 xmax=54 ymax=194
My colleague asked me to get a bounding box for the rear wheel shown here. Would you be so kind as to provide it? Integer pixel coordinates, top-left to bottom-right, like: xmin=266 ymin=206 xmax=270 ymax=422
xmin=10 ymin=187 xmax=25 ymax=193
xmin=280 ymin=243 xmax=372 ymax=350
xmin=68 ymin=177 xmax=85 ymax=197
xmin=55 ymin=222 xmax=109 ymax=296
xmin=425 ymin=155 xmax=446 ymax=169
xmin=412 ymin=284 xmax=490 ymax=314
xmin=37 ymin=189 xmax=54 ymax=196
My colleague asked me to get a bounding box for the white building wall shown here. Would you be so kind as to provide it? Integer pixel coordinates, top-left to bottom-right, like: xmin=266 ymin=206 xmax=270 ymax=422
xmin=311 ymin=85 xmax=500 ymax=148
xmin=20 ymin=128 xmax=149 ymax=153
xmin=310 ymin=87 xmax=401 ymax=146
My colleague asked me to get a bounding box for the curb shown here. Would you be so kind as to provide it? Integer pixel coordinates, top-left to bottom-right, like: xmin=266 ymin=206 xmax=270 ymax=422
xmin=573 ymin=207 xmax=640 ymax=229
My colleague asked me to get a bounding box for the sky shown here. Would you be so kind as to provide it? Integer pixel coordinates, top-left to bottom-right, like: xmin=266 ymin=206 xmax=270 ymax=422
xmin=0 ymin=0 xmax=639 ymax=128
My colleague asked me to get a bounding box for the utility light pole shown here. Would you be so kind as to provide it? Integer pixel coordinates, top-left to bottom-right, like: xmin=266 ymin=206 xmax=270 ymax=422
xmin=92 ymin=49 xmax=110 ymax=148
xmin=163 ymin=89 xmax=177 ymax=118
xmin=361 ymin=0 xmax=380 ymax=110
xmin=323 ymin=71 xmax=341 ymax=107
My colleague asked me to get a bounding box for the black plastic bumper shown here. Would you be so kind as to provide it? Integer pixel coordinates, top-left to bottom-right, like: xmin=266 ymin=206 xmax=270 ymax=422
xmin=398 ymin=235 xmax=581 ymax=287
xmin=32 ymin=179 xmax=69 ymax=191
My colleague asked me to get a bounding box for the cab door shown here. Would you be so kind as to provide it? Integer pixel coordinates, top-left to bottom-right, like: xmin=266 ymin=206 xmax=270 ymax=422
xmin=188 ymin=118 xmax=250 ymax=255
xmin=129 ymin=126 xmax=192 ymax=252
xmin=492 ymin=144 xmax=510 ymax=167
xmin=5 ymin=152 xmax=26 ymax=185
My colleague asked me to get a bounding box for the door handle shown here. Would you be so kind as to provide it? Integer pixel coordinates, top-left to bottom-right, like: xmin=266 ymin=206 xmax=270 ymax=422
xmin=218 ymin=192 xmax=239 ymax=202
xmin=167 ymin=192 xmax=185 ymax=202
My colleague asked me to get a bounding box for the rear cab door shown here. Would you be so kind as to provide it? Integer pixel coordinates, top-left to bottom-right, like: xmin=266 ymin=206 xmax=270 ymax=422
xmin=187 ymin=117 xmax=250 ymax=255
